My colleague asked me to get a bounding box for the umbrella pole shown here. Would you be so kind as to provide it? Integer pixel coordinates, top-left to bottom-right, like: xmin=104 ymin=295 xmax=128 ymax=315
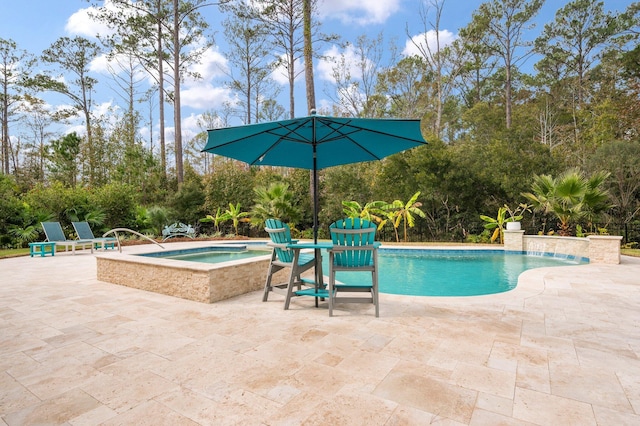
xmin=312 ymin=116 xmax=322 ymax=307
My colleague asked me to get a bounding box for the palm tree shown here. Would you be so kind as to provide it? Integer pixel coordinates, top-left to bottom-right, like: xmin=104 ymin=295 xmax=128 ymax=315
xmin=9 ymin=204 xmax=55 ymax=247
xmin=200 ymin=207 xmax=229 ymax=234
xmin=384 ymin=191 xmax=426 ymax=242
xmin=251 ymin=182 xmax=301 ymax=227
xmin=224 ymin=202 xmax=250 ymax=236
xmin=342 ymin=200 xmax=386 ymax=225
xmin=582 ymin=170 xmax=612 ymax=233
xmin=522 ymin=169 xmax=611 ymax=236
xmin=480 ymin=206 xmax=510 ymax=243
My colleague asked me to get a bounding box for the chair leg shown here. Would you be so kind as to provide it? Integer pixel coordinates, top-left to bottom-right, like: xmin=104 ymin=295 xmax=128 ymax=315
xmin=372 ymin=270 xmax=379 ymax=317
xmin=263 ymin=252 xmax=280 ymax=301
xmin=283 ymin=270 xmax=299 ymax=310
xmin=328 ymin=274 xmax=336 ymax=317
xmin=284 ymin=250 xmax=302 ymax=310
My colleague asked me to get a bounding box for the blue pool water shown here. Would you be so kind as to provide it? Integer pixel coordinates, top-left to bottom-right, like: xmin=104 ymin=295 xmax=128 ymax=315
xmin=166 ymin=250 xmax=267 ymax=263
xmin=140 ymin=245 xmax=270 ymax=264
xmin=324 ymin=249 xmax=586 ymax=297
xmin=141 ymin=246 xmax=586 ymax=297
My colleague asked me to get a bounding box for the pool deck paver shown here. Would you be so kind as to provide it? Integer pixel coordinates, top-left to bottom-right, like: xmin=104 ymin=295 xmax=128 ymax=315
xmin=1 ymin=241 xmax=640 ymax=425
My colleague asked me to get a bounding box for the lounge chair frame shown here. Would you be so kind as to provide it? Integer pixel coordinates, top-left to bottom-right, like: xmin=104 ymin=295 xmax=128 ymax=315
xmin=41 ymin=222 xmax=94 ymax=255
xmin=72 ymin=221 xmax=117 ymax=250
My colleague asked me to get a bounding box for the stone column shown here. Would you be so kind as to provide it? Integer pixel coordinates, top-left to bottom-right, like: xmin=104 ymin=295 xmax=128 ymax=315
xmin=587 ymin=235 xmax=623 ymax=264
xmin=503 ymin=230 xmax=525 ymax=252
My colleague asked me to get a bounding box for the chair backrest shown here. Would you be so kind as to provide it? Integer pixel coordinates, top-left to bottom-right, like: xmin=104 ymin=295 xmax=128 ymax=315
xmin=330 ymin=218 xmax=377 ymax=267
xmin=264 ymin=218 xmax=295 ymax=263
xmin=41 ymin=222 xmax=67 ymax=242
xmin=72 ymin=221 xmax=96 ymax=240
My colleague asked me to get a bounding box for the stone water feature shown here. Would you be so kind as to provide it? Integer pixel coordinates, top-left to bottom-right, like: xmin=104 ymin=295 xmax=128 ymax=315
xmin=504 ymin=230 xmax=623 ymax=264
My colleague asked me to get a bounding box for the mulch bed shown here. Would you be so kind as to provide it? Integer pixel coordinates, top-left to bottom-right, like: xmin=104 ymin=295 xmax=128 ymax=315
xmin=118 ymin=236 xmax=251 ymax=246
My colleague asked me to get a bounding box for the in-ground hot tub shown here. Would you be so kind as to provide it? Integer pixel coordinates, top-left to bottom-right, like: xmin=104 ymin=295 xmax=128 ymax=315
xmin=96 ymin=242 xmax=288 ymax=303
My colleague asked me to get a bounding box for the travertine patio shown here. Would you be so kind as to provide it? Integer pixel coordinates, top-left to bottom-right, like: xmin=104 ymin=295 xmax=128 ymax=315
xmin=1 ymin=242 xmax=639 ymax=425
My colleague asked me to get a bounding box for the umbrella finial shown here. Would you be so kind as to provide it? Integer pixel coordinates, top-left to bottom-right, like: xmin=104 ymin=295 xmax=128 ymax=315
xmin=310 ymin=108 xmax=316 ymax=115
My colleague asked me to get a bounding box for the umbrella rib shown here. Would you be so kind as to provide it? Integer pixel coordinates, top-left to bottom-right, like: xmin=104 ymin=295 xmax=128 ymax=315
xmin=247 ymin=121 xmax=314 ymax=165
xmin=318 ymin=118 xmax=424 ymax=143
xmin=315 ymin=118 xmax=424 ymax=160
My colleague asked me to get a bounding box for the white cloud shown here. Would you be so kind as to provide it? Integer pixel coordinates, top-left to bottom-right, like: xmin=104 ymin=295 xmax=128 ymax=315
xmin=317 ymin=45 xmax=340 ymax=83
xmin=185 ymin=46 xmax=228 ymax=83
xmin=317 ymin=0 xmax=402 ymax=25
xmin=65 ymin=124 xmax=87 ymax=136
xmin=177 ymin=45 xmax=231 ymax=110
xmin=181 ymin=113 xmax=210 ymax=140
xmin=180 ymin=83 xmax=234 ymax=111
xmin=317 ymin=43 xmax=371 ymax=84
xmin=89 ymin=54 xmax=111 ymax=74
xmin=403 ymin=29 xmax=457 ymax=58
xmin=93 ymin=101 xmax=116 ymax=118
xmin=271 ymin=54 xmax=303 ymax=86
xmin=64 ymin=3 xmax=113 ymax=39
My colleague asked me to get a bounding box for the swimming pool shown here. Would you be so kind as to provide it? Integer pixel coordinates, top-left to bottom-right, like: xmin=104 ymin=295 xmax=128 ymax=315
xmin=140 ymin=245 xmax=587 ymax=297
xmin=330 ymin=249 xmax=586 ymax=297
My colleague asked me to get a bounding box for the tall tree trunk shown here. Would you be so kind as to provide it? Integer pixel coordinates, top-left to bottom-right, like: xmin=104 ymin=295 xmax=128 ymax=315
xmin=1 ymin=84 xmax=8 ymax=174
xmin=288 ymin=49 xmax=295 ymax=119
xmin=173 ymin=0 xmax=184 ymax=186
xmin=303 ymin=0 xmax=317 ymax=237
xmin=505 ymin=62 xmax=512 ymax=129
xmin=157 ymin=16 xmax=167 ymax=181
xmin=84 ymin=108 xmax=93 ymax=186
xmin=303 ymin=0 xmax=315 ymax=113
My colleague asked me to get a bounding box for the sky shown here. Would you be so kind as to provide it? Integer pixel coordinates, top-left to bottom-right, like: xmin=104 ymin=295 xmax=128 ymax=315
xmin=0 ymin=0 xmax=635 ymax=151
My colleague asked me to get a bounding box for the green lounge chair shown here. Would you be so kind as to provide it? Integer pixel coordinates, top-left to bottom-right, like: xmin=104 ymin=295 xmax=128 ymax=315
xmin=41 ymin=222 xmax=94 ymax=255
xmin=72 ymin=221 xmax=116 ymax=250
xmin=262 ymin=218 xmax=317 ymax=310
xmin=327 ymin=218 xmax=380 ymax=317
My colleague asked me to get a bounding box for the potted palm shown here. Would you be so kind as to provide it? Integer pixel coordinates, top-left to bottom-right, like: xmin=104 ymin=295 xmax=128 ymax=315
xmin=480 ymin=203 xmax=530 ymax=243
xmin=504 ymin=203 xmax=531 ymax=231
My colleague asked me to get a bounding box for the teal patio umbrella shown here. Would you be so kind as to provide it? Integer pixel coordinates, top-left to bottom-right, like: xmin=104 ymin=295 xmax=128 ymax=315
xmin=203 ymin=112 xmax=427 ymax=241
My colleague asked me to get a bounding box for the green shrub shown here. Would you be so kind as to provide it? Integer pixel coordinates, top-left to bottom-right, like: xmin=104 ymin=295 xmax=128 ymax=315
xmin=90 ymin=183 xmax=139 ymax=231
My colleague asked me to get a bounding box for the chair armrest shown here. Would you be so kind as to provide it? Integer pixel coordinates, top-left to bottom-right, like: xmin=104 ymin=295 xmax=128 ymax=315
xmin=267 ymin=242 xmax=290 ymax=249
xmin=328 ymin=244 xmax=377 ymax=252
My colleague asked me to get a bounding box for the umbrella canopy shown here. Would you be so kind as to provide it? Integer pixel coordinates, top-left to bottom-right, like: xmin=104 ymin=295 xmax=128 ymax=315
xmin=204 ymin=113 xmax=426 ymax=169
xmin=203 ymin=113 xmax=427 ymax=240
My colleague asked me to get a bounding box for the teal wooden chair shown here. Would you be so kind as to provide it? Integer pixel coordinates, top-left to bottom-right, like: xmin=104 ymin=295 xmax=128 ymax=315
xmin=263 ymin=219 xmax=317 ymax=309
xmin=328 ymin=218 xmax=379 ymax=317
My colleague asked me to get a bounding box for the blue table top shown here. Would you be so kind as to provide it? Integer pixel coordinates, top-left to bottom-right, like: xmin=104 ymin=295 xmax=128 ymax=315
xmin=286 ymin=241 xmax=381 ymax=250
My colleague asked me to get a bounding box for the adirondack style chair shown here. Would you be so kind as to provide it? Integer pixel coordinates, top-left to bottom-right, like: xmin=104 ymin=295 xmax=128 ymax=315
xmin=327 ymin=218 xmax=380 ymax=317
xmin=262 ymin=218 xmax=316 ymax=310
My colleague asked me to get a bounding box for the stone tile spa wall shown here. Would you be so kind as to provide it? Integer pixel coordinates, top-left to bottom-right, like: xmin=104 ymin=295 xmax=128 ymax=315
xmin=96 ymin=252 xmax=289 ymax=303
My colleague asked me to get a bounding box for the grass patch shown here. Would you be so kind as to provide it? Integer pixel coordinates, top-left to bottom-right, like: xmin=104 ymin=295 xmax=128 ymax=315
xmin=0 ymin=248 xmax=30 ymax=259
xmin=621 ymin=248 xmax=640 ymax=258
